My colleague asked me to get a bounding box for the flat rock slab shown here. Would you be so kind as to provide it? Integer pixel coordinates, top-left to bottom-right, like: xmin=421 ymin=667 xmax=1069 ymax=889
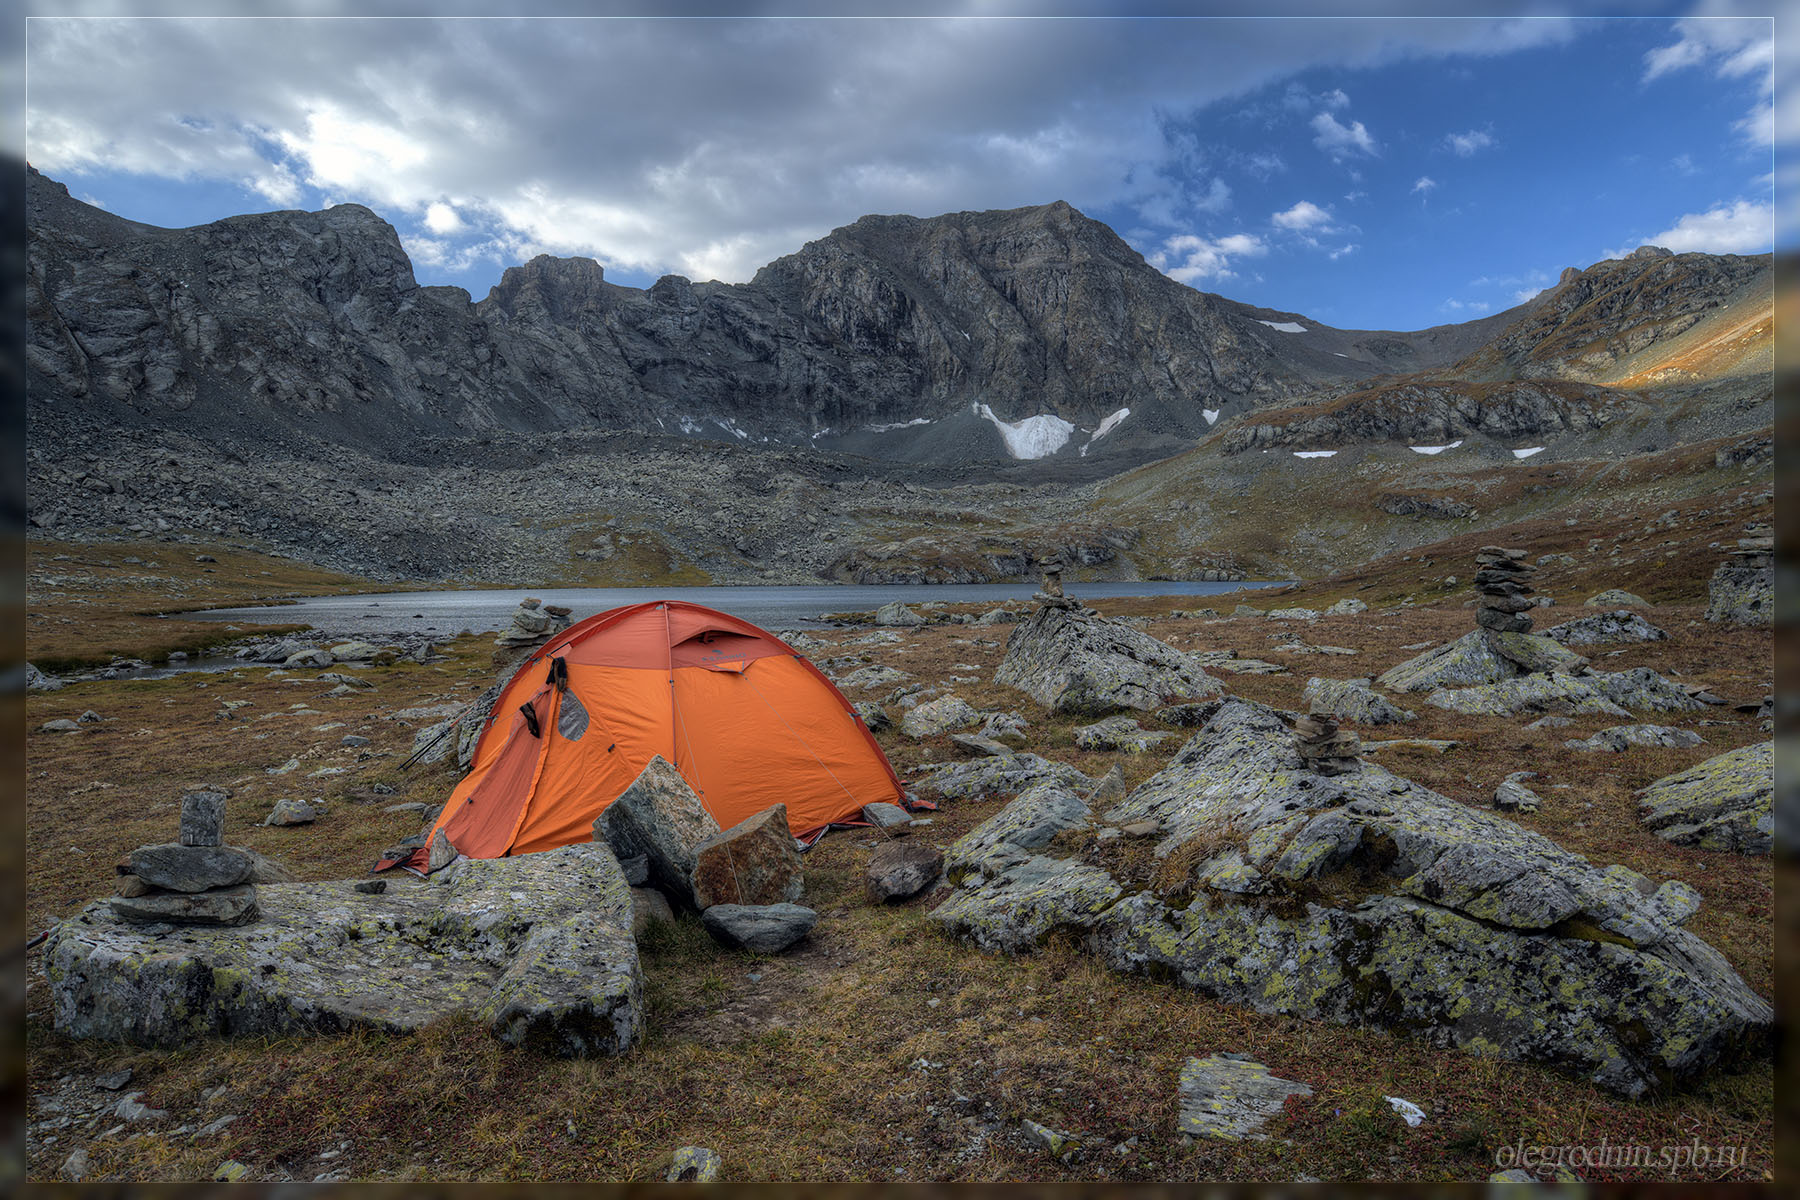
xmin=901 ymin=694 xmax=982 ymax=739
xmin=996 ymin=603 xmax=1220 ymax=715
xmin=1302 ymin=677 xmax=1415 ymax=725
xmin=1074 ymin=715 xmax=1172 ymax=752
xmin=932 ymin=698 xmax=1772 ymax=1097
xmin=701 ymin=903 xmax=817 ymax=953
xmin=47 ymin=843 xmax=643 ymax=1057
xmin=1178 ymin=1054 xmax=1313 ymax=1140
xmin=126 ymin=844 xmax=256 ymax=893
xmin=1637 ymin=742 xmax=1772 ymax=855
xmin=1565 ymin=725 xmax=1704 ymax=753
xmin=914 ymin=754 xmax=1094 ymax=801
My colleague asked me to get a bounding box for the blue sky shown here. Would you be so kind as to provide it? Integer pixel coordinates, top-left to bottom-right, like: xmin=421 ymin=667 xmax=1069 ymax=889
xmin=22 ymin=5 xmax=1785 ymax=332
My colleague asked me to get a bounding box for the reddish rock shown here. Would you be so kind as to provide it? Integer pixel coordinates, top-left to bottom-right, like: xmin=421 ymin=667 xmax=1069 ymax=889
xmin=690 ymin=804 xmax=804 ymax=910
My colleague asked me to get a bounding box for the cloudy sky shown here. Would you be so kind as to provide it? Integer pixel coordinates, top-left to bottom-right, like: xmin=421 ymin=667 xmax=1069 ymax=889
xmin=20 ymin=2 xmax=1788 ymax=330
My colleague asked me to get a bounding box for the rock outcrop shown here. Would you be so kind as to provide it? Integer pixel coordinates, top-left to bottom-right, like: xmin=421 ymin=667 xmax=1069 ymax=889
xmin=47 ymin=843 xmax=644 ymax=1056
xmin=930 ymin=699 xmax=1771 ymax=1097
xmin=1301 ymin=677 xmax=1415 ymax=725
xmin=1378 ymin=629 xmax=1586 ymax=694
xmin=995 ymin=602 xmax=1220 ymax=715
xmin=592 ymin=756 xmax=722 ymax=910
xmin=1637 ymin=742 xmax=1772 ymax=854
xmin=1706 ymin=533 xmax=1773 ymax=627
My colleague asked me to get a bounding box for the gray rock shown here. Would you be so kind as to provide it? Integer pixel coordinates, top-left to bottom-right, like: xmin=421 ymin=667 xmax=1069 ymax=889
xmin=866 ymin=842 xmax=944 ymax=902
xmin=1494 ymin=772 xmax=1544 ymax=813
xmin=1377 ymin=629 xmax=1586 ymax=693
xmin=50 ymin=843 xmax=642 ymax=1055
xmin=1074 ymin=715 xmax=1172 ymax=752
xmin=914 ymin=753 xmax=1094 ymax=800
xmin=1325 ymin=597 xmax=1368 ymax=616
xmin=666 ymin=1146 xmax=722 ymax=1182
xmin=326 ymin=641 xmax=384 ymax=661
xmin=95 ymin=1068 xmax=133 ymax=1090
xmin=1301 ymin=677 xmax=1415 ymax=725
xmin=340 ymin=734 xmax=372 ymax=747
xmin=976 ymin=710 xmax=1030 ymax=742
xmin=113 ymin=1091 xmax=170 ymax=1122
xmin=354 ymin=880 xmax=386 ymax=894
xmin=40 ymin=719 xmax=81 ymax=733
xmin=836 ymin=664 xmax=911 ymax=691
xmin=700 ymin=903 xmax=818 ymax=953
xmin=26 ymin=663 xmax=63 ymax=691
xmin=1564 ymin=725 xmax=1705 ymax=753
xmin=996 ymin=603 xmax=1219 ymax=715
xmin=861 ymin=802 xmax=913 ymax=829
xmin=950 ymin=732 xmax=1017 ymax=758
xmin=931 ymin=698 xmax=1772 ymax=1097
xmin=1177 ymin=1054 xmax=1313 ymax=1140
xmin=618 ymin=854 xmax=650 ymax=886
xmin=60 ymin=1148 xmax=88 ymax=1181
xmin=426 ymin=827 xmax=458 ymax=873
xmin=77 ymin=709 xmax=104 ymax=723
xmin=592 ymin=756 xmax=721 ymax=910
xmin=629 ymin=886 xmax=676 ymax=935
xmin=1526 ymin=714 xmax=1572 ymax=730
xmin=179 ymin=790 xmax=228 ymax=847
xmin=1427 ymin=674 xmax=1631 ymax=718
xmin=975 ymin=607 xmax=1020 ymax=625
xmin=874 ymin=601 xmax=926 ymax=627
xmin=1543 ymin=610 xmax=1669 ymax=645
xmin=1020 ymin=1118 xmax=1079 ymax=1158
xmin=1088 ymin=764 xmax=1127 ymax=805
xmin=126 ymin=844 xmax=256 ymax=893
xmin=1636 ymin=742 xmax=1772 ymax=855
xmin=283 ymin=648 xmax=334 ymax=668
xmin=1266 ymin=607 xmax=1319 ymax=621
xmin=1586 ymin=589 xmax=1650 ymax=608
xmin=1707 ymin=561 xmax=1772 ymax=626
xmin=263 ymin=798 xmax=320 ymax=826
xmin=901 ymin=694 xmax=981 ymax=739
xmin=944 ymin=782 xmax=1091 ymax=873
xmin=110 ymin=884 xmax=259 ymax=926
xmin=1583 ymin=667 xmax=1709 ymax=713
xmin=853 ymin=701 xmax=892 ymax=733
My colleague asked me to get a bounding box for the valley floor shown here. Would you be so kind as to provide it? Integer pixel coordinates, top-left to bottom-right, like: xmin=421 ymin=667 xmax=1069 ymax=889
xmin=20 ymin=502 xmax=1777 ymax=1183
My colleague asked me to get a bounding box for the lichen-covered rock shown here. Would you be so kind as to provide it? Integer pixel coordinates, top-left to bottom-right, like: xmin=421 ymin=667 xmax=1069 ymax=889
xmin=263 ymin=798 xmax=320 ymax=827
xmin=930 ymin=698 xmax=1771 ymax=1097
xmin=690 ymin=804 xmax=804 ymax=909
xmin=1583 ymin=668 xmax=1708 ymax=714
xmin=46 ymin=843 xmax=643 ymax=1054
xmin=1267 ymin=608 xmax=1319 ymax=621
xmin=1494 ymin=772 xmax=1544 ymax=813
xmin=1586 ymin=589 xmax=1649 ymax=608
xmin=1565 ymin=725 xmax=1705 ymax=753
xmin=1706 ymin=562 xmax=1772 ymax=626
xmin=874 ymin=601 xmax=926 ymax=627
xmin=1177 ymin=1054 xmax=1313 ymax=1140
xmin=950 ymin=732 xmax=1017 ymax=758
xmin=700 ymin=903 xmax=817 ymax=953
xmin=1326 ymin=598 xmax=1368 ymax=616
xmin=110 ymin=885 xmax=259 ymax=926
xmin=944 ymin=782 xmax=1093 ymax=872
xmin=125 ymin=845 xmax=256 ymax=893
xmin=995 ymin=603 xmax=1219 ymax=715
xmin=1637 ymin=742 xmax=1772 ymax=854
xmin=1302 ymin=677 xmax=1415 ymax=725
xmin=1427 ymin=674 xmax=1630 ymax=718
xmin=1543 ymin=610 xmax=1669 ymax=645
xmin=901 ymin=694 xmax=981 ymax=739
xmin=593 ymin=756 xmax=721 ymax=910
xmin=1073 ymin=715 xmax=1172 ymax=752
xmin=1377 ymin=629 xmax=1586 ymax=693
xmin=666 ymin=1146 xmax=722 ymax=1182
xmin=913 ymin=754 xmax=1094 ymax=801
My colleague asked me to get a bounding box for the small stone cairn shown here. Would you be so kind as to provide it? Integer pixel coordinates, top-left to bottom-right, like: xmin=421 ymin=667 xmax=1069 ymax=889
xmin=495 ymin=597 xmax=574 ymax=650
xmin=110 ymin=790 xmax=260 ymax=926
xmin=1033 ymin=551 xmax=1079 ymax=610
xmin=1472 ymin=546 xmax=1537 ymax=633
xmin=1293 ymin=712 xmax=1361 ymax=776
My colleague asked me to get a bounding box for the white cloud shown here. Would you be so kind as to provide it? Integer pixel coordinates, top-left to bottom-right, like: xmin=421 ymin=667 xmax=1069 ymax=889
xmin=1513 ymin=286 xmax=1546 ymax=303
xmin=1327 ymin=242 xmax=1357 ymax=260
xmin=1271 ymin=199 xmax=1334 ymax=230
xmin=1443 ymin=128 xmax=1495 ymax=156
xmin=1152 ymin=231 xmax=1267 ymax=283
xmin=1311 ymin=110 xmax=1377 ymax=159
xmin=1343 ymin=189 xmax=1367 ymax=203
xmin=1244 ymin=151 xmax=1286 ymax=180
xmin=423 ymin=201 xmax=465 ymax=235
xmin=1412 ymin=175 xmax=1437 ymax=194
xmin=1441 ymin=297 xmax=1491 ymax=313
xmin=1642 ymin=7 xmax=1781 ymax=149
xmin=1321 ymin=87 xmax=1350 ymax=110
xmin=1630 ymin=198 xmax=1774 ymax=255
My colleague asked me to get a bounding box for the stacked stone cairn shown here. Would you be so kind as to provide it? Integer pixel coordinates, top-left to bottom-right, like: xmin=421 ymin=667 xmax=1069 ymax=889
xmin=1706 ymin=524 xmax=1773 ymax=626
xmin=1293 ymin=713 xmax=1361 ymax=776
xmin=110 ymin=790 xmax=260 ymax=926
xmin=1033 ymin=551 xmax=1078 ymax=610
xmin=1473 ymin=546 xmax=1537 ymax=633
xmin=495 ymin=597 xmax=574 ymax=650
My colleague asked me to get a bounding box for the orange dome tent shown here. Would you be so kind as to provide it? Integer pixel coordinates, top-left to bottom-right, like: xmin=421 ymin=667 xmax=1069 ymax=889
xmin=382 ymin=601 xmax=909 ymax=874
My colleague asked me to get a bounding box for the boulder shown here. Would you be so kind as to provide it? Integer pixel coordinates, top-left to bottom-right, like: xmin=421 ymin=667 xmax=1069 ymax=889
xmin=48 ymin=843 xmax=643 ymax=1055
xmin=837 ymin=664 xmax=911 ymax=691
xmin=665 ymin=1146 xmax=722 ymax=1182
xmin=1427 ymin=675 xmax=1630 ymax=718
xmin=1074 ymin=715 xmax=1172 ymax=752
xmin=1177 ymin=1054 xmax=1313 ymax=1141
xmin=874 ymin=601 xmax=926 ymax=627
xmin=1302 ymin=678 xmax=1415 ymax=725
xmin=1325 ymin=598 xmax=1368 ymax=616
xmin=996 ymin=603 xmax=1219 ymax=715
xmin=1266 ymin=608 xmax=1319 ymax=621
xmin=1543 ymin=610 xmax=1669 ymax=645
xmin=1494 ymin=772 xmax=1544 ymax=813
xmin=690 ymin=805 xmax=804 ymax=909
xmin=40 ymin=719 xmax=81 ymax=733
xmin=125 ymin=844 xmax=256 ymax=893
xmin=282 ymin=648 xmax=334 ymax=668
xmin=263 ymin=798 xmax=320 ymax=826
xmin=700 ymin=903 xmax=818 ymax=953
xmin=930 ymin=698 xmax=1771 ymax=1097
xmin=1636 ymin=742 xmax=1771 ymax=855
xmin=1088 ymin=764 xmax=1128 ymax=806
xmin=866 ymin=842 xmax=945 ymax=903
xmin=950 ymin=732 xmax=1017 ymax=758
xmin=1586 ymin=589 xmax=1649 ymax=608
xmin=914 ymin=754 xmax=1095 ymax=801
xmin=901 ymin=694 xmax=982 ymax=739
xmin=861 ymin=802 xmax=912 ymax=830
xmin=110 ymin=885 xmax=260 ymax=926
xmin=1564 ymin=725 xmax=1705 ymax=753
xmin=1707 ymin=561 xmax=1772 ymax=626
xmin=1377 ymin=630 xmax=1586 ymax=693
xmin=592 ymin=756 xmax=721 ymax=910
xmin=326 ymin=641 xmax=383 ymax=661
xmin=853 ymin=701 xmax=892 ymax=733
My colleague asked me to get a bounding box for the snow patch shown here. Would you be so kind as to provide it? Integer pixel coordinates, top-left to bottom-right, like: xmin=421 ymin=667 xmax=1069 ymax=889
xmin=866 ymin=417 xmax=933 ymax=433
xmin=1512 ymin=446 xmax=1545 ymax=459
xmin=677 ymin=415 xmax=703 ymax=435
xmin=1293 ymin=450 xmax=1338 ymax=458
xmin=712 ymin=418 xmax=750 ymax=440
xmin=1409 ymin=439 xmax=1464 ymax=455
xmin=1259 ymin=320 xmax=1306 ymax=333
xmin=1079 ymin=407 xmax=1130 ymax=454
xmin=1203 ymin=408 xmax=1221 ymax=425
xmin=973 ymin=403 xmax=1075 ymax=460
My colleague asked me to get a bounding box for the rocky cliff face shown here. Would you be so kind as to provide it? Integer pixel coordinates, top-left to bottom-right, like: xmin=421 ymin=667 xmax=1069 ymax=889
xmin=26 ymin=167 xmax=1527 ymax=467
